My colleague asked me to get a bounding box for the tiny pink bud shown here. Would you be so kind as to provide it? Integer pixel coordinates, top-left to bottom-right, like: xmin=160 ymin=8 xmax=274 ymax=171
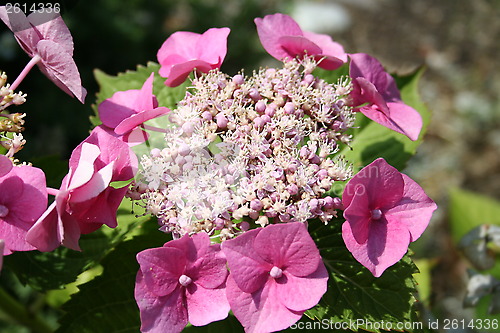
xmin=286 ymin=183 xmax=299 ymax=196
xmin=181 ymin=121 xmax=195 ymax=135
xmin=216 ymin=114 xmax=228 ymax=128
xmin=177 ymin=143 xmax=191 ymax=156
xmin=250 ymin=199 xmax=263 ymax=211
xmin=239 ymin=221 xmax=250 ymax=231
xmin=232 ymin=74 xmax=245 ymax=85
xmin=249 ymin=88 xmax=261 ymax=101
xmin=284 ymin=102 xmax=295 ymax=114
xmin=201 ymin=111 xmax=213 ymax=121
xmin=150 ymin=148 xmax=162 ymax=158
xmin=255 ymin=100 xmax=266 ymax=113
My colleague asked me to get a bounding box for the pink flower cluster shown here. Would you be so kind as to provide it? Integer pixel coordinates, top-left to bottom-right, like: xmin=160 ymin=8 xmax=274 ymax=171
xmin=135 ymin=222 xmax=328 ymax=333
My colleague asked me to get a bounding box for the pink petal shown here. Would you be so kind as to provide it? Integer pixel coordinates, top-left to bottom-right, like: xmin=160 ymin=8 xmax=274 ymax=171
xmin=221 ymin=228 xmax=272 ymax=293
xmin=342 ymin=217 xmax=411 ymax=277
xmin=99 ymin=90 xmax=142 ymax=129
xmin=164 ymin=60 xmax=212 ymax=87
xmin=349 ymin=53 xmax=400 ymax=102
xmin=186 ymin=234 xmax=228 ymax=289
xmin=277 ymin=263 xmax=328 ymax=312
xmin=303 ymin=31 xmax=347 ymax=69
xmin=0 ymin=155 xmax=13 ymax=177
xmin=385 ymin=102 xmax=423 ymax=141
xmin=69 ymin=161 xmax=115 ymax=203
xmin=253 ymin=222 xmax=321 ymax=277
xmin=28 ymin=12 xmax=73 ymax=55
xmin=255 ymin=13 xmax=304 ymax=61
xmin=123 ymin=128 xmax=149 ymax=146
xmin=114 ymin=107 xmax=169 ymax=135
xmin=157 ymin=31 xmax=201 ymax=73
xmin=226 ymin=275 xmax=303 ymax=332
xmin=385 ymin=174 xmax=437 ymax=242
xmin=185 ymin=284 xmax=230 ymax=326
xmin=342 ymin=158 xmax=404 ymax=210
xmin=36 ymin=40 xmax=86 ymax=103
xmin=342 ymin=186 xmax=372 ymax=244
xmin=135 ymin=272 xmax=188 ymax=333
xmin=7 ymin=165 xmax=47 ymax=222
xmin=70 ymin=187 xmax=127 ymax=229
xmin=0 ymin=8 xmax=38 ymax=56
xmin=133 ymin=73 xmax=156 ymax=112
xmin=68 ymin=143 xmax=100 ymax=190
xmin=278 ymin=35 xmax=322 ymax=59
xmin=25 ymin=202 xmax=62 ymax=252
xmin=137 ymin=247 xmax=187 ymax=297
xmin=195 ymin=27 xmax=230 ymax=66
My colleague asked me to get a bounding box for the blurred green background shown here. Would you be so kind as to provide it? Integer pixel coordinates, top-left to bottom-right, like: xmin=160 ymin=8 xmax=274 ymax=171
xmin=1 ymin=0 xmax=499 ymax=332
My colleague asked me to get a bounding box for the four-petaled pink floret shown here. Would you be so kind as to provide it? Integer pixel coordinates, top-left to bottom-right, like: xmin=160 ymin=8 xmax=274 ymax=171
xmin=135 ymin=232 xmax=230 ymax=333
xmin=255 ymin=13 xmax=347 ymax=70
xmin=342 ymin=158 xmax=437 ymax=277
xmin=157 ymin=27 xmax=230 ymax=87
xmin=222 ymin=222 xmax=328 ymax=332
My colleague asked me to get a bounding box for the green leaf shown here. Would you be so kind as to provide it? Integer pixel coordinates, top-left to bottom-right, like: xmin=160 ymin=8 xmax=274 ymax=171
xmin=340 ymin=68 xmax=431 ymax=172
xmin=306 ymin=220 xmax=419 ymax=332
xmin=56 ymin=232 xmax=168 ymax=333
xmin=449 ymin=188 xmax=500 ymax=244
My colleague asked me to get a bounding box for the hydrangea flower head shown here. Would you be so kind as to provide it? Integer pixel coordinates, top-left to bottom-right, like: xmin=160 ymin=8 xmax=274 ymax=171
xmin=255 ymin=13 xmax=347 ymax=70
xmin=135 ymin=232 xmax=230 ymax=332
xmin=26 ymin=126 xmax=137 ymax=251
xmin=0 ymin=7 xmax=86 ymax=102
xmin=222 ymin=222 xmax=328 ymax=332
xmin=0 ymin=239 xmax=4 ymax=272
xmin=157 ymin=27 xmax=230 ymax=87
xmin=0 ymin=163 xmax=47 ymax=255
xmin=342 ymin=158 xmax=437 ymax=277
xmin=98 ymin=73 xmax=170 ymax=144
xmin=349 ymin=53 xmax=422 ymax=141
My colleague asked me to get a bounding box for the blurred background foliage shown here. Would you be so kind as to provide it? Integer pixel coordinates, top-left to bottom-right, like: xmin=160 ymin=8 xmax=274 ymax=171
xmin=1 ymin=0 xmax=499 ymax=332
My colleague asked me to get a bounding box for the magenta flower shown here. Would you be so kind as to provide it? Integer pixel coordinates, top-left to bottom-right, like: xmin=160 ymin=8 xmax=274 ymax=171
xmin=135 ymin=232 xmax=230 ymax=332
xmin=342 ymin=158 xmax=437 ymax=277
xmin=254 ymin=13 xmax=347 ymax=70
xmin=157 ymin=27 xmax=230 ymax=87
xmin=0 ymin=164 xmax=47 ymax=255
xmin=0 ymin=155 xmax=12 ymax=177
xmin=349 ymin=53 xmax=422 ymax=141
xmin=222 ymin=222 xmax=328 ymax=332
xmin=98 ymin=73 xmax=170 ymax=144
xmin=0 ymin=7 xmax=86 ymax=102
xmin=26 ymin=126 xmax=137 ymax=252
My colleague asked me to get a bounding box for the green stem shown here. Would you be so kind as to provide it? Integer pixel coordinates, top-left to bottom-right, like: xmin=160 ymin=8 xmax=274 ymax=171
xmin=0 ymin=286 xmax=53 ymax=333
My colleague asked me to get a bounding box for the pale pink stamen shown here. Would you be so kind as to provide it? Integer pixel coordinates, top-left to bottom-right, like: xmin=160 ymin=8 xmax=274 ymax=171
xmin=269 ymin=266 xmax=283 ymax=279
